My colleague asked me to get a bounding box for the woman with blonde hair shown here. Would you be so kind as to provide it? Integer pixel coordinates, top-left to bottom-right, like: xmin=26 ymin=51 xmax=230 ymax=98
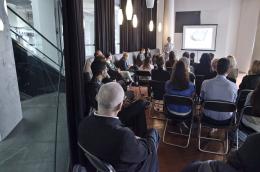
xmin=227 ymin=55 xmax=238 ymax=83
xmin=239 ymin=60 xmax=260 ymax=91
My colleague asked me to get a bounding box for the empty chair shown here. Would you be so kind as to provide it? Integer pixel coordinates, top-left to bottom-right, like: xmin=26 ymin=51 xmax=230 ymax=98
xmin=198 ymin=100 xmax=237 ymax=155
xmin=78 ymin=142 xmax=116 ymax=172
xmin=149 ymin=80 xmax=166 ymax=119
xmin=163 ymin=95 xmax=194 ymax=148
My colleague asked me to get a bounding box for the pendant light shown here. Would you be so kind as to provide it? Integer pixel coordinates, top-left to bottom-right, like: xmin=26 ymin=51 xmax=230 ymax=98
xmin=132 ymin=14 xmax=138 ymax=28
xmin=118 ymin=9 xmax=123 ymax=25
xmin=126 ymin=0 xmax=133 ymax=20
xmin=146 ymin=0 xmax=155 ymax=8
xmin=157 ymin=22 xmax=162 ymax=32
xmin=0 ymin=19 xmax=4 ymax=31
xmin=149 ymin=20 xmax=154 ymax=32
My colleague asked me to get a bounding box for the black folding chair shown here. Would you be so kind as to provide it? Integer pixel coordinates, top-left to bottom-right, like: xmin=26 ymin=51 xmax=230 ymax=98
xmin=195 ymin=75 xmax=205 ymax=96
xmin=78 ymin=142 xmax=116 ymax=172
xmin=237 ymin=106 xmax=257 ymax=140
xmin=163 ymin=95 xmax=194 ymax=148
xmin=135 ymin=70 xmax=151 ymax=96
xmin=236 ymin=89 xmax=253 ymax=113
xmin=149 ymin=80 xmax=166 ymax=120
xmin=198 ymin=100 xmax=237 ymax=155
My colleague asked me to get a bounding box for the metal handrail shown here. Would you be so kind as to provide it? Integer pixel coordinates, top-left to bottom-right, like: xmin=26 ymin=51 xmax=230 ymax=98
xmin=7 ymin=6 xmax=63 ymax=54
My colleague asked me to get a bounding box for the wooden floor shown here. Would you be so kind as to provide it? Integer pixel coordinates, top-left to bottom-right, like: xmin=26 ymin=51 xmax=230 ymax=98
xmin=130 ymin=73 xmax=246 ymax=172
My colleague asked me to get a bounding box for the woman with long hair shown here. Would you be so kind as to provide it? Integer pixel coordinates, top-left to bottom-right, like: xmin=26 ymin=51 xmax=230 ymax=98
xmin=165 ymin=61 xmax=195 ymax=115
xmin=195 ymin=53 xmax=212 ymax=76
xmin=140 ymin=56 xmax=154 ymax=71
xmin=166 ymin=51 xmax=177 ymax=69
xmin=239 ymin=60 xmax=260 ymax=91
xmin=227 ymin=55 xmax=238 ymax=83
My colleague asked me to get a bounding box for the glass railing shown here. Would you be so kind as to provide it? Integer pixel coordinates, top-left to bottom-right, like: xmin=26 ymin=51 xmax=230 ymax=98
xmin=8 ymin=6 xmax=64 ymax=73
xmin=0 ymin=5 xmax=68 ymax=172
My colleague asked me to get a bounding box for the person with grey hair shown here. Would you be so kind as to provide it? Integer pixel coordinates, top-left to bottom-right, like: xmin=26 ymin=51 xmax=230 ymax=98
xmin=86 ymin=59 xmax=148 ymax=137
xmin=79 ymin=82 xmax=160 ymax=172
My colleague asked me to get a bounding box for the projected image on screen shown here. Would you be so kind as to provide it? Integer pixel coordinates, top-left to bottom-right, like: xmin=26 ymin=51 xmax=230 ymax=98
xmin=182 ymin=25 xmax=217 ymax=51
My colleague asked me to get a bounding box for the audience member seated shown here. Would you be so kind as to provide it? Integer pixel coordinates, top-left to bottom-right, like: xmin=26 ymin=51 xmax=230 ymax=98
xmin=139 ymin=56 xmax=154 ymax=71
xmin=136 ymin=48 xmax=146 ymax=67
xmin=79 ymin=82 xmax=160 ymax=172
xmin=200 ymin=58 xmax=238 ymax=125
xmin=94 ymin=49 xmax=104 ymax=58
xmin=181 ymin=133 xmax=260 ymax=172
xmin=239 ymin=60 xmax=260 ymax=91
xmin=204 ymin=58 xmax=218 ymax=80
xmin=179 ymin=57 xmax=195 ymax=83
xmin=118 ymin=52 xmax=130 ymax=71
xmin=190 ymin=52 xmax=196 ymax=67
xmin=165 ymin=51 xmax=177 ymax=71
xmin=105 ymin=53 xmax=133 ymax=82
xmin=151 ymin=55 xmax=170 ymax=82
xmin=165 ymin=61 xmax=195 ymax=115
xmin=145 ymin=48 xmax=152 ymax=58
xmin=195 ymin=53 xmax=212 ymax=76
xmin=182 ymin=51 xmax=190 ymax=59
xmin=86 ymin=59 xmax=148 ymax=137
xmin=209 ymin=52 xmax=215 ymax=60
xmin=242 ymin=82 xmax=260 ymax=132
xmin=227 ymin=55 xmax=238 ymax=83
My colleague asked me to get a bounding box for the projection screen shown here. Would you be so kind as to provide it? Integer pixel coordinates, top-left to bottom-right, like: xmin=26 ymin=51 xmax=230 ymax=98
xmin=182 ymin=25 xmax=217 ymax=51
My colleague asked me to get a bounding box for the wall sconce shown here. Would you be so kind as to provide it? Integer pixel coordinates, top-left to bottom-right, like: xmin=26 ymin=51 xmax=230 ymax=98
xmin=118 ymin=9 xmax=123 ymax=25
xmin=132 ymin=14 xmax=138 ymax=28
xmin=157 ymin=22 xmax=162 ymax=32
xmin=126 ymin=0 xmax=133 ymax=20
xmin=149 ymin=20 xmax=154 ymax=32
xmin=0 ymin=19 xmax=4 ymax=31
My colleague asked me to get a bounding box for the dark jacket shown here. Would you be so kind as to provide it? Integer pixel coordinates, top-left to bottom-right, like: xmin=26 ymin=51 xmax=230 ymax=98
xmin=118 ymin=58 xmax=129 ymax=71
xmin=151 ymin=67 xmax=170 ymax=82
xmin=78 ymin=115 xmax=150 ymax=172
xmin=85 ymin=78 xmax=102 ymax=109
xmin=239 ymin=74 xmax=260 ymax=91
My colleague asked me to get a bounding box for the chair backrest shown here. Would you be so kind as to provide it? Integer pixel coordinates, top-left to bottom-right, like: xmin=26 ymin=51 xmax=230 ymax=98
xmin=135 ymin=70 xmax=151 ymax=77
xmin=78 ymin=142 xmax=116 ymax=172
xmin=236 ymin=89 xmax=253 ymax=111
xmin=149 ymin=80 xmax=165 ymax=100
xmin=203 ymin=100 xmax=236 ymax=112
xmin=164 ymin=95 xmax=193 ymax=118
xmin=195 ymin=75 xmax=205 ymax=96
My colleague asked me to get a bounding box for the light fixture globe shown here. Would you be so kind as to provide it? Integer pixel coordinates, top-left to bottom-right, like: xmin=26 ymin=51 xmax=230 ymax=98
xmin=126 ymin=0 xmax=133 ymax=20
xmin=0 ymin=18 xmax=4 ymax=31
xmin=132 ymin=14 xmax=138 ymax=28
xmin=149 ymin=20 xmax=154 ymax=32
xmin=157 ymin=22 xmax=162 ymax=32
xmin=118 ymin=9 xmax=123 ymax=25
xmin=146 ymin=0 xmax=155 ymax=8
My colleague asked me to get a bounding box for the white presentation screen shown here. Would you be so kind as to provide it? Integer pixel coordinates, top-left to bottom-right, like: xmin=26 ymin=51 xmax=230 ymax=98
xmin=182 ymin=25 xmax=217 ymax=51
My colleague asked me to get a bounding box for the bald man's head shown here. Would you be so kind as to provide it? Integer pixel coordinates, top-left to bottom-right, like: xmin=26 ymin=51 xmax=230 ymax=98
xmin=97 ymin=82 xmax=125 ymax=113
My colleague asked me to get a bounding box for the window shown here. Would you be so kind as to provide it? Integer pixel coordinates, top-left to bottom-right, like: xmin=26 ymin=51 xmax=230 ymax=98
xmin=83 ymin=0 xmax=95 ymax=56
xmin=115 ymin=3 xmax=121 ymax=54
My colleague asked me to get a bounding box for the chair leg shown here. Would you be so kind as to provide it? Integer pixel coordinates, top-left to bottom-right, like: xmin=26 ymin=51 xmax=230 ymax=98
xmin=198 ymin=125 xmax=229 ymax=155
xmin=163 ymin=118 xmax=193 ymax=148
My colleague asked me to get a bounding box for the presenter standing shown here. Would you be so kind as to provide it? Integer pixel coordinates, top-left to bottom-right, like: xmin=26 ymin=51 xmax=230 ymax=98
xmin=164 ymin=36 xmax=174 ymax=61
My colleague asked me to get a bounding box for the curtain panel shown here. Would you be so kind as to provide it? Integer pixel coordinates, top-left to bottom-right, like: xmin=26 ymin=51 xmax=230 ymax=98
xmin=95 ymin=0 xmax=115 ymax=54
xmin=120 ymin=0 xmax=157 ymax=52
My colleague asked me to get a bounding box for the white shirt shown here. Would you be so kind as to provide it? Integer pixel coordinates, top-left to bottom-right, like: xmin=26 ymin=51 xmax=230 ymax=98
xmin=94 ymin=112 xmax=119 ymax=119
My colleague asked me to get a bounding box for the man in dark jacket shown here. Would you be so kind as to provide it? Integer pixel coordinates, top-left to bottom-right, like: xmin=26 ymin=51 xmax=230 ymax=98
xmin=79 ymin=82 xmax=159 ymax=172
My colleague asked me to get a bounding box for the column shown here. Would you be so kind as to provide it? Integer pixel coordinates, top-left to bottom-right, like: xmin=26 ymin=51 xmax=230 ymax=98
xmin=0 ymin=0 xmax=22 ymax=141
xmin=163 ymin=0 xmax=175 ymax=48
xmin=252 ymin=12 xmax=260 ymax=62
xmin=156 ymin=0 xmax=164 ymax=51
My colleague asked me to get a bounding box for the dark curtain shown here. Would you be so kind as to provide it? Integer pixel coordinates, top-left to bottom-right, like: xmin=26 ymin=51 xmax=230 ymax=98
xmin=95 ymin=0 xmax=115 ymax=54
xmin=62 ymin=0 xmax=86 ymax=169
xmin=120 ymin=0 xmax=157 ymax=52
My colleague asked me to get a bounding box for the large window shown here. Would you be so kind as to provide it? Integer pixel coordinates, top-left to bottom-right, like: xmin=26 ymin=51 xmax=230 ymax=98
xmin=83 ymin=0 xmax=95 ymax=56
xmin=115 ymin=2 xmax=121 ymax=54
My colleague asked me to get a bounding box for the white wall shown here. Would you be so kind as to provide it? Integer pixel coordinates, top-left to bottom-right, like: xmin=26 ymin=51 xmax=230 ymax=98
xmin=0 ymin=0 xmax=22 ymax=141
xmin=174 ymin=0 xmax=242 ymax=61
xmin=252 ymin=12 xmax=260 ymax=62
xmin=156 ymin=0 xmax=164 ymax=51
xmin=235 ymin=0 xmax=260 ymax=73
